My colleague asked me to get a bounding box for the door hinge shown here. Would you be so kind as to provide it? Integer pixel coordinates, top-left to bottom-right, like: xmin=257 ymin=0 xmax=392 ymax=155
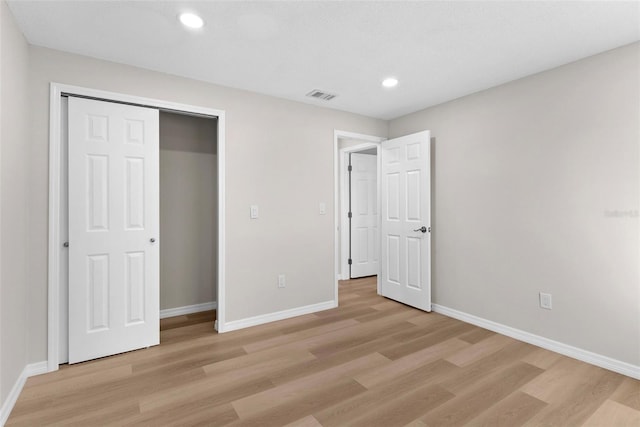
xmin=348 ymin=212 xmax=352 ymax=218
xmin=348 ymin=258 xmax=352 ymax=265
xmin=428 ymin=226 xmax=431 ymax=232
xmin=348 ymin=165 xmax=352 ymax=172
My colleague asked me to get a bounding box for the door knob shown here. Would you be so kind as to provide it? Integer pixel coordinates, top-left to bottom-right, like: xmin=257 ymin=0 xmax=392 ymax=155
xmin=150 ymin=238 xmax=156 ymax=243
xmin=413 ymin=226 xmax=427 ymax=233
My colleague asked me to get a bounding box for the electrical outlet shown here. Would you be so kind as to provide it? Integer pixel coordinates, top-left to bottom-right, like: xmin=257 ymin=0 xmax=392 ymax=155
xmin=278 ymin=274 xmax=286 ymax=288
xmin=539 ymin=292 xmax=552 ymax=310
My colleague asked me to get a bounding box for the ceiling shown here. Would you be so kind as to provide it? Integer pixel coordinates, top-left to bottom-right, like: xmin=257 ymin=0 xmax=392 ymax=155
xmin=7 ymin=1 xmax=640 ymax=120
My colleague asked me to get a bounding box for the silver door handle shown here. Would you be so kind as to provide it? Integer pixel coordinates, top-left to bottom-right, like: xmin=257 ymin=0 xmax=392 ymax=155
xmin=413 ymin=226 xmax=427 ymax=233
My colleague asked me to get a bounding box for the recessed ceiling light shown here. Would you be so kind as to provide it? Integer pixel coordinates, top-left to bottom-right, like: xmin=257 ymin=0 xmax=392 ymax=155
xmin=179 ymin=13 xmax=204 ymax=29
xmin=382 ymin=77 xmax=399 ymax=88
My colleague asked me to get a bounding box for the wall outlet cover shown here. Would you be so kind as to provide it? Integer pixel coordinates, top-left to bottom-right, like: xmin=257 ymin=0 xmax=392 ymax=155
xmin=539 ymin=292 xmax=552 ymax=310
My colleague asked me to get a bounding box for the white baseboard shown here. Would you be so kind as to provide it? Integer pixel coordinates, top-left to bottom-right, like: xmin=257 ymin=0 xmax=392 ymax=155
xmin=432 ymin=304 xmax=640 ymax=380
xmin=160 ymin=301 xmax=217 ymax=319
xmin=219 ymin=300 xmax=337 ymax=333
xmin=25 ymin=361 xmax=48 ymax=377
xmin=1 ymin=361 xmax=48 ymax=426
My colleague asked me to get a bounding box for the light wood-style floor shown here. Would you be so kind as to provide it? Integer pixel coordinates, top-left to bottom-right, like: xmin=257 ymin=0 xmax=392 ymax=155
xmin=8 ymin=277 xmax=640 ymax=426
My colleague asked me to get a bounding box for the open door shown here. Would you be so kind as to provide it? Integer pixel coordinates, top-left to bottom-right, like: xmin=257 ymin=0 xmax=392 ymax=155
xmin=68 ymin=96 xmax=160 ymax=363
xmin=380 ymin=131 xmax=431 ymax=311
xmin=350 ymin=152 xmax=378 ymax=278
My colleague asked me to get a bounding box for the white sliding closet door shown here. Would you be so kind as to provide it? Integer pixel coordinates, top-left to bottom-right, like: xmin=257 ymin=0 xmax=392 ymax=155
xmin=68 ymin=96 xmax=160 ymax=364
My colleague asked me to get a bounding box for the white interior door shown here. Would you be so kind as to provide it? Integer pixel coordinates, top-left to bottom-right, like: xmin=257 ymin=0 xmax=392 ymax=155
xmin=350 ymin=153 xmax=378 ymax=278
xmin=380 ymin=131 xmax=431 ymax=311
xmin=68 ymin=96 xmax=160 ymax=364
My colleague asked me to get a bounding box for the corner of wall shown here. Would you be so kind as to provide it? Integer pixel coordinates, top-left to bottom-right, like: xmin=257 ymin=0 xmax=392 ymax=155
xmin=0 ymin=0 xmax=33 ymax=420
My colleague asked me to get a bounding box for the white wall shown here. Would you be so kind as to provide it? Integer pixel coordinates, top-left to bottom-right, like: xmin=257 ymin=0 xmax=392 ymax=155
xmin=26 ymin=46 xmax=388 ymax=362
xmin=389 ymin=42 xmax=640 ymax=366
xmin=159 ymin=112 xmax=217 ymax=310
xmin=0 ymin=0 xmax=30 ymax=407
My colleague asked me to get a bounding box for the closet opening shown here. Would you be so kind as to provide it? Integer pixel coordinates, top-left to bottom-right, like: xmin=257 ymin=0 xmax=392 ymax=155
xmin=158 ymin=112 xmax=218 ymax=329
xmin=50 ymin=85 xmax=225 ymax=368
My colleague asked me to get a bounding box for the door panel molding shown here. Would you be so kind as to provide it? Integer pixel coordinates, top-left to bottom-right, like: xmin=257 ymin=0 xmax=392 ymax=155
xmin=48 ymin=83 xmax=226 ymax=371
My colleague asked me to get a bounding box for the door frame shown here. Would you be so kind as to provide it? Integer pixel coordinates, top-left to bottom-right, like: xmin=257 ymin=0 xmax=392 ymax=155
xmin=47 ymin=82 xmax=227 ymax=372
xmin=333 ymin=130 xmax=385 ymax=302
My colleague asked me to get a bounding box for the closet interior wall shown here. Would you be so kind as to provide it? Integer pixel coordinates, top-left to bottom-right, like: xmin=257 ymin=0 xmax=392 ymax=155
xmin=159 ymin=112 xmax=217 ymax=311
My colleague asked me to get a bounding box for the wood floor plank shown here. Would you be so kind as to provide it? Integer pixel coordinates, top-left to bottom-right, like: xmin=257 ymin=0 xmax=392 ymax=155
xmin=437 ymin=340 xmax=537 ymax=395
xmin=354 ymin=337 xmax=469 ymax=389
xmin=347 ymin=383 xmax=454 ymax=427
xmin=315 ymin=359 xmax=457 ymax=427
xmin=7 ymin=276 xmax=637 ymax=426
xmin=520 ymin=347 xmax=564 ymax=370
xmin=445 ymin=333 xmax=513 ymax=367
xmin=522 ymin=366 xmax=624 ymax=427
xmin=119 ymin=401 xmax=239 ymax=427
xmin=160 ymin=310 xmax=215 ymax=331
xmin=14 ymin=364 xmax=207 ymax=424
xmin=308 ymin=320 xmax=412 ymax=358
xmin=457 ymin=327 xmax=496 ymax=344
xmin=242 ymin=319 xmax=360 ymax=353
xmin=581 ymin=399 xmax=640 ymax=427
xmin=14 ymin=364 xmax=133 ymax=403
xmin=231 ymin=352 xmax=390 ymax=419
xmin=610 ymin=377 xmax=640 ymax=411
xmin=283 ymin=415 xmax=323 ymax=427
xmin=520 ymin=357 xmax=599 ymax=403
xmin=420 ymin=362 xmax=544 ymax=426
xmin=380 ymin=321 xmax=476 ymax=360
xmin=465 ymin=391 xmax=547 ymax=427
xmin=9 ymin=399 xmax=140 ymax=427
xmin=230 ymin=379 xmax=367 ymax=426
xmin=139 ymin=375 xmax=275 ymax=414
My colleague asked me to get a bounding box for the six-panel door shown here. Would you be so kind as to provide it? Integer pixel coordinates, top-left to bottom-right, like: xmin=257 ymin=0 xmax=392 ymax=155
xmin=350 ymin=153 xmax=379 ymax=278
xmin=68 ymin=97 xmax=160 ymax=364
xmin=380 ymin=131 xmax=431 ymax=311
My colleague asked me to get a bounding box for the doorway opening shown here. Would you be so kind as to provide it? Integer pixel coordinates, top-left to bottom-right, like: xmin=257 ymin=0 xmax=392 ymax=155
xmin=158 ymin=112 xmax=218 ymax=321
xmin=346 ymin=147 xmax=378 ymax=279
xmin=333 ymin=131 xmax=385 ymax=304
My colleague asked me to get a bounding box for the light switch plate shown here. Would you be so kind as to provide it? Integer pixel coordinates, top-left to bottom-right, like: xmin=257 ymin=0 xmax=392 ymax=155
xmin=250 ymin=205 xmax=259 ymax=219
xmin=539 ymin=292 xmax=552 ymax=310
xmin=319 ymin=202 xmax=326 ymax=215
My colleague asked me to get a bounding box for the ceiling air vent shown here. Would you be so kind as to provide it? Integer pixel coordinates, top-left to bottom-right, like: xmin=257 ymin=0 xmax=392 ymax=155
xmin=306 ymin=89 xmax=338 ymax=101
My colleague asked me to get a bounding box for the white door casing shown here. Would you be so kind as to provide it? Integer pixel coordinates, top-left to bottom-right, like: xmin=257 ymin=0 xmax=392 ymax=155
xmin=68 ymin=96 xmax=160 ymax=364
xmin=350 ymin=153 xmax=378 ymax=278
xmin=380 ymin=131 xmax=431 ymax=311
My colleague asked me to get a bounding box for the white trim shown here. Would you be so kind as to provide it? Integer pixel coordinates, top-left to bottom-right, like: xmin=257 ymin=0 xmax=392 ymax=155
xmin=159 ymin=302 xmax=217 ymax=319
xmin=216 ymin=114 xmax=226 ymax=333
xmin=0 ymin=362 xmax=48 ymax=426
xmin=47 ymin=84 xmax=62 ymax=372
xmin=433 ymin=304 xmax=640 ymax=380
xmin=333 ymin=130 xmax=386 ymax=304
xmin=47 ymin=82 xmax=227 ymax=372
xmin=222 ymin=300 xmax=337 ymax=333
xmin=25 ymin=361 xmax=49 ymax=377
